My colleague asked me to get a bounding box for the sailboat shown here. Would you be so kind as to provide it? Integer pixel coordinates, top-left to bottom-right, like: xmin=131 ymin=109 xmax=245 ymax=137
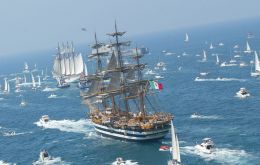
xmin=167 ymin=120 xmax=181 ymax=165
xmin=184 ymin=33 xmax=189 ymax=42
xmin=31 ymin=74 xmax=36 ymax=90
xmin=251 ymin=51 xmax=260 ymax=77
xmin=216 ymin=55 xmax=219 ymax=65
xmin=52 ymin=42 xmax=85 ymax=83
xmin=3 ymin=78 xmax=10 ymax=94
xmin=23 ymin=62 xmax=30 ymax=73
xmin=43 ymin=67 xmax=50 ymax=80
xmin=201 ymin=50 xmax=207 ymax=62
xmin=244 ymin=41 xmax=252 ymax=53
xmin=37 ymin=75 xmax=41 ymax=88
xmin=209 ymin=43 xmax=214 ymax=49
xmin=78 ymin=63 xmax=89 ymax=89
xmin=81 ymin=23 xmax=173 ymax=141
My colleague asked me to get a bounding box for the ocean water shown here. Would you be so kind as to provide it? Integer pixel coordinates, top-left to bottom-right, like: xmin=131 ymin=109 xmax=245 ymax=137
xmin=1 ymin=19 xmax=260 ymax=164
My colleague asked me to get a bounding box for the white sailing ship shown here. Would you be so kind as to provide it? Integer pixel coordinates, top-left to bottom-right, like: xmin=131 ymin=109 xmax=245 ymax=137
xmin=3 ymin=78 xmax=10 ymax=94
xmin=52 ymin=42 xmax=85 ymax=83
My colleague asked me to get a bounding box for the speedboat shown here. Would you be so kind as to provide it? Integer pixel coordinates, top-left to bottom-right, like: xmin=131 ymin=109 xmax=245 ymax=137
xmin=40 ymin=115 xmax=50 ymax=123
xmin=115 ymin=157 xmax=126 ymax=165
xmin=190 ymin=112 xmax=200 ymax=118
xmin=236 ymin=88 xmax=250 ymax=98
xmin=159 ymin=145 xmax=170 ymax=151
xmin=40 ymin=150 xmax=51 ymax=162
xmin=196 ymin=138 xmax=214 ymax=154
xmin=4 ymin=131 xmax=16 ymax=136
xmin=48 ymin=93 xmax=57 ymax=98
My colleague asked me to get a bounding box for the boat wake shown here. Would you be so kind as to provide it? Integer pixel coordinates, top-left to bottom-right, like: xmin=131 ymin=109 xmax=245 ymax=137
xmin=0 ymin=160 xmax=16 ymax=165
xmin=190 ymin=114 xmax=222 ymax=120
xmin=111 ymin=160 xmax=139 ymax=165
xmin=34 ymin=119 xmax=94 ymax=134
xmin=194 ymin=77 xmax=246 ymax=82
xmin=42 ymin=87 xmax=58 ymax=92
xmin=32 ymin=157 xmax=70 ymax=165
xmin=2 ymin=131 xmax=33 ymax=137
xmin=182 ymin=145 xmax=252 ymax=164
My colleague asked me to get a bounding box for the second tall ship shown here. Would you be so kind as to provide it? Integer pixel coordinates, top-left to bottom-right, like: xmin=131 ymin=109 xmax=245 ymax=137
xmin=81 ymin=23 xmax=173 ymax=141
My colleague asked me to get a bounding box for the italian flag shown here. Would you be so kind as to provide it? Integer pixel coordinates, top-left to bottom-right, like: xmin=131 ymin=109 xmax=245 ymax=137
xmin=149 ymin=81 xmax=163 ymax=90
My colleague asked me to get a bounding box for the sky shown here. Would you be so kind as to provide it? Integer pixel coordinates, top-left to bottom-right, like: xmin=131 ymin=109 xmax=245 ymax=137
xmin=0 ymin=0 xmax=260 ymax=56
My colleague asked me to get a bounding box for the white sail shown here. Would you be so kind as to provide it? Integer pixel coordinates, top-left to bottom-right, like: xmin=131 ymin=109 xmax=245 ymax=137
xmin=7 ymin=82 xmax=10 ymax=93
xmin=254 ymin=51 xmax=260 ymax=72
xmin=247 ymin=42 xmax=251 ymax=52
xmin=69 ymin=56 xmax=75 ymax=75
xmin=210 ymin=43 xmax=214 ymax=49
xmin=24 ymin=62 xmax=29 ymax=70
xmin=184 ymin=33 xmax=189 ymax=42
xmin=61 ymin=57 xmax=66 ymax=75
xmin=41 ymin=70 xmax=44 ymax=76
xmin=245 ymin=41 xmax=252 ymax=53
xmin=202 ymin=50 xmax=207 ymax=62
xmin=37 ymin=75 xmax=41 ymax=87
xmin=75 ymin=53 xmax=84 ymax=74
xmin=53 ymin=58 xmax=61 ymax=75
xmin=171 ymin=120 xmax=181 ymax=164
xmin=24 ymin=75 xmax=27 ymax=83
xmin=65 ymin=57 xmax=71 ymax=75
xmin=31 ymin=74 xmax=36 ymax=88
xmin=84 ymin=63 xmax=88 ymax=76
xmin=216 ymin=55 xmax=219 ymax=64
xmin=4 ymin=78 xmax=8 ymax=91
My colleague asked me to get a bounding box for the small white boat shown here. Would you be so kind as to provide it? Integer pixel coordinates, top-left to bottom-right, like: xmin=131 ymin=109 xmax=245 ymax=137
xmin=157 ymin=62 xmax=166 ymax=67
xmin=233 ymin=45 xmax=239 ymax=49
xmin=236 ymin=88 xmax=250 ymax=98
xmin=229 ymin=59 xmax=237 ymax=63
xmin=115 ymin=157 xmax=126 ymax=165
xmin=40 ymin=115 xmax=50 ymax=123
xmin=220 ymin=62 xmax=237 ymax=67
xmin=234 ymin=55 xmax=241 ymax=58
xmin=218 ymin=42 xmax=224 ymax=46
xmin=196 ymin=138 xmax=214 ymax=154
xmin=239 ymin=62 xmax=247 ymax=67
xmin=40 ymin=150 xmax=51 ymax=162
xmin=155 ymin=75 xmax=164 ymax=79
xmin=145 ymin=69 xmax=156 ymax=75
xmin=209 ymin=43 xmax=214 ymax=49
xmin=190 ymin=112 xmax=200 ymax=118
xmin=199 ymin=72 xmax=209 ymax=76
xmin=48 ymin=93 xmax=57 ymax=98
xmin=20 ymin=99 xmax=27 ymax=107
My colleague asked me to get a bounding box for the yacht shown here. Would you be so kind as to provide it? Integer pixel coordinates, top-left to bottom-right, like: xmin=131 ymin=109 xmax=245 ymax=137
xmin=40 ymin=150 xmax=51 ymax=161
xmin=196 ymin=138 xmax=214 ymax=154
xmin=115 ymin=157 xmax=126 ymax=165
xmin=236 ymin=88 xmax=250 ymax=98
xmin=40 ymin=115 xmax=50 ymax=124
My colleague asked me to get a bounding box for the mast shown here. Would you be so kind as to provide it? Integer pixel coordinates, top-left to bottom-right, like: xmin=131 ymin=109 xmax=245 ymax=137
xmin=108 ymin=21 xmax=129 ymax=114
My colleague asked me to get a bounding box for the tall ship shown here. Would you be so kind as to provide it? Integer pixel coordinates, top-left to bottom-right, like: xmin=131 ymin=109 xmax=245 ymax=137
xmin=81 ymin=23 xmax=173 ymax=141
xmin=52 ymin=42 xmax=85 ymax=83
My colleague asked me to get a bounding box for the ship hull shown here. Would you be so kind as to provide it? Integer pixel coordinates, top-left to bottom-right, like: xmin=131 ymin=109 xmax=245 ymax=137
xmin=93 ymin=123 xmax=170 ymax=141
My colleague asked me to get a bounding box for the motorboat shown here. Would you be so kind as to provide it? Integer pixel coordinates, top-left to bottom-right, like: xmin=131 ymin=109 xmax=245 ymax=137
xmin=145 ymin=69 xmax=156 ymax=75
xmin=4 ymin=131 xmax=16 ymax=136
xmin=115 ymin=157 xmax=126 ymax=165
xmin=196 ymin=138 xmax=214 ymax=154
xmin=155 ymin=75 xmax=164 ymax=79
xmin=239 ymin=62 xmax=247 ymax=67
xmin=48 ymin=93 xmax=57 ymax=98
xmin=236 ymin=88 xmax=250 ymax=98
xmin=190 ymin=112 xmax=200 ymax=118
xmin=40 ymin=115 xmax=50 ymax=123
xmin=40 ymin=150 xmax=51 ymax=162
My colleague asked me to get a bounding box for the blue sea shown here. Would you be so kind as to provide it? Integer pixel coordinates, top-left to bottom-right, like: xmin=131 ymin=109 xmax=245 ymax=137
xmin=0 ymin=19 xmax=260 ymax=164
